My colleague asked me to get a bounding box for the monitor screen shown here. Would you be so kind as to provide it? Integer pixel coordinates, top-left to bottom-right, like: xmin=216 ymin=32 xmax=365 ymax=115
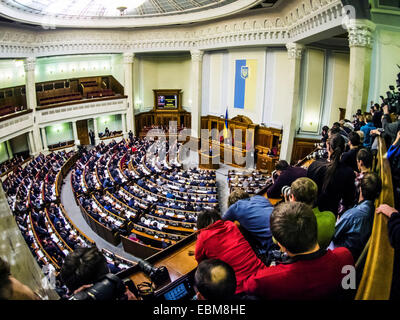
xmin=163 ymin=282 xmax=190 ymax=300
xmin=157 ymin=94 xmax=177 ymax=108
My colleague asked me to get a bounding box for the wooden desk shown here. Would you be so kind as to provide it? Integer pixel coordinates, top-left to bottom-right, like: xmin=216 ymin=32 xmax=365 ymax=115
xmin=128 ymin=239 xmax=197 ymax=286
xmin=198 ymin=151 xmax=220 ymax=170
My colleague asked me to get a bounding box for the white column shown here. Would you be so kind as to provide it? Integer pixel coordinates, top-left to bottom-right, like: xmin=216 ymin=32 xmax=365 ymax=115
xmin=345 ymin=20 xmax=375 ymax=119
xmin=190 ymin=49 xmax=204 ymax=139
xmin=24 ymin=57 xmax=41 ymax=154
xmin=72 ymin=121 xmax=79 ymax=148
xmin=121 ymin=113 xmax=127 ymax=138
xmin=93 ymin=117 xmax=100 ymax=145
xmin=280 ymin=43 xmax=304 ymax=162
xmin=5 ymin=140 xmax=12 ymax=160
xmin=28 ymin=131 xmax=36 ymax=156
xmin=41 ymin=127 xmax=48 ymax=152
xmin=123 ymin=53 xmax=135 ymax=135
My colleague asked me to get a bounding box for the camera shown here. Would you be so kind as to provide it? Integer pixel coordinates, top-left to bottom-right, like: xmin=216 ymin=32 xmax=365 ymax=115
xmin=69 ymin=273 xmax=127 ymax=301
xmin=137 ymin=259 xmax=170 ymax=286
xmin=281 ymin=185 xmax=292 ymax=199
xmin=380 ymin=69 xmax=400 ymax=114
xmin=306 ymin=148 xmax=327 ymax=160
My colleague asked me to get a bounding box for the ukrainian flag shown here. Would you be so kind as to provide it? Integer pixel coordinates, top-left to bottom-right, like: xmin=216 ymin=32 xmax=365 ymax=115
xmin=234 ymin=59 xmax=257 ymax=111
xmin=223 ymin=108 xmax=228 ymax=139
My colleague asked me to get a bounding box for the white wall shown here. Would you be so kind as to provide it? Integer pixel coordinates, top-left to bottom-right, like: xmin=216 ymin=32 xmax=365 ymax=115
xmin=35 ymin=54 xmax=123 ymax=84
xmin=368 ymin=24 xmax=400 ymax=105
xmin=0 ymin=59 xmax=25 ymax=89
xmin=137 ymin=55 xmax=192 ymax=112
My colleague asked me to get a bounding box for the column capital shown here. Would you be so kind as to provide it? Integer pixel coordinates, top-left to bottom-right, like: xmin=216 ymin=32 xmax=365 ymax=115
xmin=123 ymin=52 xmax=135 ymax=64
xmin=24 ymin=57 xmax=36 ymax=72
xmin=346 ymin=19 xmax=375 ymax=48
xmin=190 ymin=49 xmax=204 ymax=62
xmin=286 ymin=43 xmax=305 ymax=60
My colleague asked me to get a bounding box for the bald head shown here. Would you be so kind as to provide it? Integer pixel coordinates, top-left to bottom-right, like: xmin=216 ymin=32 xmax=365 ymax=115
xmin=195 ymin=259 xmax=236 ymax=300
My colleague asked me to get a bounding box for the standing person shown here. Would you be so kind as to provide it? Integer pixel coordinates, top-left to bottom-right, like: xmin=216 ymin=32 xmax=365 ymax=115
xmin=371 ymin=103 xmax=383 ymax=129
xmin=382 ymin=105 xmax=400 ymax=145
xmin=89 ymin=130 xmax=95 ymax=146
xmin=266 ymin=160 xmax=307 ymax=199
xmin=341 ymin=131 xmax=361 ymax=172
xmin=307 ymin=133 xmax=356 ymax=216
xmin=360 ymin=114 xmax=376 ymax=148
xmin=331 ymin=172 xmax=382 ymax=261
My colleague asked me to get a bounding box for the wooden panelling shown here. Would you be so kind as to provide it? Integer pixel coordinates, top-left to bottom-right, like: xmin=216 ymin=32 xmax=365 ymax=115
xmin=201 ymin=115 xmax=282 ymax=169
xmin=77 ymin=119 xmax=89 ymax=145
xmin=290 ymin=137 xmax=320 ymax=165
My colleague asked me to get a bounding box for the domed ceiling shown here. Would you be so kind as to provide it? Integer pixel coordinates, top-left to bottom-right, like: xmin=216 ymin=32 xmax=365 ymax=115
xmin=0 ymin=0 xmax=280 ymax=28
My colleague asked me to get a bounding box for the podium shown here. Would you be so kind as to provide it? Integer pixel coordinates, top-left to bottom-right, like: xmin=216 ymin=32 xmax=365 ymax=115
xmin=198 ymin=151 xmax=220 ymax=170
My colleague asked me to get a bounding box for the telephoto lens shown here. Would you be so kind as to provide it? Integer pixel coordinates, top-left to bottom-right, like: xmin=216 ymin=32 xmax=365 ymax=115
xmin=137 ymin=259 xmax=170 ymax=286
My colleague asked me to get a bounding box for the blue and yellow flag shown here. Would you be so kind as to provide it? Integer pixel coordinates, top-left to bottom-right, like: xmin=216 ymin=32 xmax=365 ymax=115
xmin=223 ymin=108 xmax=228 ymax=139
xmin=234 ymin=59 xmax=257 ymax=111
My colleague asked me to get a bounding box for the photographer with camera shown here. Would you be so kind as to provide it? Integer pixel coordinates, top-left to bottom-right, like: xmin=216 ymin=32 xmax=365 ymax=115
xmin=382 ymin=104 xmax=400 ymax=145
xmin=266 ymin=160 xmax=306 ymax=199
xmin=60 ymin=247 xmax=137 ymax=300
xmin=307 ymin=133 xmax=356 ymax=217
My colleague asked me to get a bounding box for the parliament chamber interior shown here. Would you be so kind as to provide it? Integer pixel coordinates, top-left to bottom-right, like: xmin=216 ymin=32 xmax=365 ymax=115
xmin=0 ymin=0 xmax=400 ymax=305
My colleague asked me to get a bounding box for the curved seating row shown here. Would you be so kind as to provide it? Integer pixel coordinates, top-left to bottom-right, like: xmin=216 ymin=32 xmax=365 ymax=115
xmin=71 ymin=137 xmax=217 ymax=258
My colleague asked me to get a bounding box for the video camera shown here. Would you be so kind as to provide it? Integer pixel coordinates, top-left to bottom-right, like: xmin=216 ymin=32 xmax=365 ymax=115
xmin=380 ymin=67 xmax=400 ymax=114
xmin=306 ymin=148 xmax=327 ymax=160
xmin=69 ymin=273 xmax=129 ymax=301
xmin=69 ymin=258 xmax=169 ymax=301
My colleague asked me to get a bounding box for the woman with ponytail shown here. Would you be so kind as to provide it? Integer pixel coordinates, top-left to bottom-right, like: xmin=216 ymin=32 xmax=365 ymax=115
xmin=307 ymin=133 xmax=356 ymax=216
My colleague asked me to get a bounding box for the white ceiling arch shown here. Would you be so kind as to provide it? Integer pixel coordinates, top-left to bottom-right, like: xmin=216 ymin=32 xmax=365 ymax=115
xmin=0 ymin=0 xmax=276 ymax=28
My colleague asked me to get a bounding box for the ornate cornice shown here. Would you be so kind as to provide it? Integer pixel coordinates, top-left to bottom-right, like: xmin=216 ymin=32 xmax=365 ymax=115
xmin=286 ymin=42 xmax=304 ymax=59
xmin=346 ymin=20 xmax=376 ymax=48
xmin=123 ymin=52 xmax=135 ymax=64
xmin=23 ymin=57 xmax=36 ymax=72
xmin=190 ymin=49 xmax=204 ymax=62
xmin=0 ymin=0 xmax=347 ymax=57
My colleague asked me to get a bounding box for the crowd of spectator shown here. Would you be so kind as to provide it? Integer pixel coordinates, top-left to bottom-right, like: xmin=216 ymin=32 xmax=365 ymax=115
xmin=192 ymin=102 xmax=400 ymax=301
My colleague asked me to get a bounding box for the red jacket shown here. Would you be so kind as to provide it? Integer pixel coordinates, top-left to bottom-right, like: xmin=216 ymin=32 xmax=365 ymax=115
xmin=195 ymin=220 xmax=267 ymax=293
xmin=243 ymin=247 xmax=354 ymax=300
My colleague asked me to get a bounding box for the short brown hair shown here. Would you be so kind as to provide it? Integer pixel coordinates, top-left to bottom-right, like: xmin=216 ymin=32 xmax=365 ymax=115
xmin=360 ymin=172 xmax=382 ymax=201
xmin=365 ymin=114 xmax=372 ymax=123
xmin=290 ymin=177 xmax=318 ymax=207
xmin=227 ymin=188 xmax=250 ymax=208
xmin=270 ymin=202 xmax=318 ymax=254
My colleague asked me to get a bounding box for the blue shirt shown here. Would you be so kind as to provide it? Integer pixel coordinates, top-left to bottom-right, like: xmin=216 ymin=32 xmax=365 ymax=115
xmin=222 ymin=195 xmax=273 ymax=254
xmin=332 ymin=200 xmax=375 ymax=260
xmin=360 ymin=122 xmax=376 ymax=148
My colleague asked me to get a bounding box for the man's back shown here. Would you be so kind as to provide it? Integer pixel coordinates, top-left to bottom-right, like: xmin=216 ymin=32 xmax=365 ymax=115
xmin=313 ymin=207 xmax=336 ymax=249
xmin=332 ymin=200 xmax=375 ymax=260
xmin=195 ymin=220 xmax=267 ymax=293
xmin=223 ymin=196 xmax=273 ymax=253
xmin=243 ymin=247 xmax=354 ymax=300
xmin=267 ymin=166 xmax=307 ymax=199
